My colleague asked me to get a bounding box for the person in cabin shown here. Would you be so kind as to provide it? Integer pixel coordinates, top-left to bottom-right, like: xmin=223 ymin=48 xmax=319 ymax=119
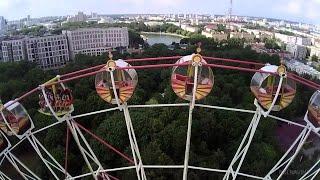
xmin=64 ymin=89 xmax=72 ymax=108
xmin=38 ymin=93 xmax=46 ymax=110
xmin=56 ymin=89 xmax=63 ymax=112
xmin=47 ymin=90 xmax=55 ymax=107
xmin=61 ymin=89 xmax=69 ymax=111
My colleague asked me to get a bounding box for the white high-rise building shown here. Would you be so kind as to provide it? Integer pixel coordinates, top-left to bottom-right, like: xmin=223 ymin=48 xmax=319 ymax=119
xmin=1 ymin=38 xmax=26 ymax=62
xmin=0 ymin=42 xmax=3 ymax=62
xmin=0 ymin=16 xmax=7 ymax=34
xmin=63 ymin=27 xmax=129 ymax=59
xmin=25 ymin=35 xmax=70 ymax=69
xmin=286 ymin=44 xmax=307 ymax=60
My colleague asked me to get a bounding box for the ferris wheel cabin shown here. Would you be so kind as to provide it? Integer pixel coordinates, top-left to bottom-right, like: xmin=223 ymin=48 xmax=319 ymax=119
xmin=250 ymin=65 xmax=296 ymax=111
xmin=38 ymin=85 xmax=74 ymax=116
xmin=0 ymin=101 xmax=32 ymax=136
xmin=171 ymin=54 xmax=214 ymax=101
xmin=307 ymin=91 xmax=320 ymax=126
xmin=95 ymin=59 xmax=138 ymax=104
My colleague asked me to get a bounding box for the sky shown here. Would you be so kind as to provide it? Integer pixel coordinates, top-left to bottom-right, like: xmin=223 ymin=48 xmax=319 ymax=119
xmin=0 ymin=0 xmax=320 ymax=25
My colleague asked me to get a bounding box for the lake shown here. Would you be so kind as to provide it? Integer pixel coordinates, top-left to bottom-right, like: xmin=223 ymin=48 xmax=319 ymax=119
xmin=141 ymin=32 xmax=183 ymax=46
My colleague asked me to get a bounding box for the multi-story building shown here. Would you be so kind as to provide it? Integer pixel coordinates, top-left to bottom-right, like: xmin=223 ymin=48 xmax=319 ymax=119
xmin=212 ymin=33 xmax=228 ymax=41
xmin=204 ymin=24 xmax=218 ymax=32
xmin=0 ymin=42 xmax=2 ymax=62
xmin=256 ymin=33 xmax=272 ymax=40
xmin=201 ymin=31 xmax=213 ymax=38
xmin=275 ymin=33 xmax=295 ymax=44
xmin=25 ymin=35 xmax=70 ymax=69
xmin=0 ymin=16 xmax=7 ymax=35
xmin=67 ymin=12 xmax=87 ymax=22
xmin=181 ymin=24 xmax=199 ymax=33
xmin=310 ymin=46 xmax=320 ymax=58
xmin=1 ymin=38 xmax=26 ymax=62
xmin=63 ymin=27 xmax=129 ymax=59
xmin=286 ymin=44 xmax=307 ymax=60
xmin=201 ymin=31 xmax=228 ymax=41
xmin=230 ymin=32 xmax=255 ymax=41
xmin=296 ymin=37 xmax=312 ymax=46
xmin=274 ymin=33 xmax=312 ymax=46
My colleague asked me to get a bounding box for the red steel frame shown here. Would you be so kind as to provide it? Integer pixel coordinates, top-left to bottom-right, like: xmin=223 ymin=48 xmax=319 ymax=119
xmin=4 ymin=56 xmax=319 ymax=109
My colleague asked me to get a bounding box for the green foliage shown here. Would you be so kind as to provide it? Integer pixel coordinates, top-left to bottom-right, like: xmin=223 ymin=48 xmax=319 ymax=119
xmin=278 ymin=30 xmax=295 ymax=36
xmin=217 ymin=24 xmax=226 ymax=32
xmin=311 ymin=55 xmax=319 ymax=62
xmin=14 ymin=26 xmax=47 ymax=36
xmin=0 ymin=39 xmax=314 ymax=179
xmin=128 ymin=29 xmax=145 ymax=48
xmin=264 ymin=39 xmax=281 ymax=50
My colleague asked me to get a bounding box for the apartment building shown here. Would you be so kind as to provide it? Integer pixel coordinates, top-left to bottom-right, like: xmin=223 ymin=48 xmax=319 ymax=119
xmin=25 ymin=34 xmax=70 ymax=69
xmin=275 ymin=33 xmax=312 ymax=46
xmin=0 ymin=45 xmax=2 ymax=62
xmin=181 ymin=24 xmax=199 ymax=33
xmin=1 ymin=38 xmax=26 ymax=62
xmin=0 ymin=40 xmax=3 ymax=62
xmin=63 ymin=27 xmax=129 ymax=59
xmin=286 ymin=44 xmax=307 ymax=60
xmin=0 ymin=16 xmax=6 ymax=35
xmin=201 ymin=31 xmax=228 ymax=41
xmin=310 ymin=46 xmax=320 ymax=58
xmin=204 ymin=24 xmax=218 ymax=32
xmin=230 ymin=32 xmax=255 ymax=41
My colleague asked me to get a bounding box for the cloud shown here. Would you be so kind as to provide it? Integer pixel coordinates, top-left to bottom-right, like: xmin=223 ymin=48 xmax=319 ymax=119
xmin=273 ymin=0 xmax=320 ymax=23
xmin=286 ymin=0 xmax=301 ymax=14
xmin=118 ymin=0 xmax=184 ymax=7
xmin=0 ymin=1 xmax=9 ymax=9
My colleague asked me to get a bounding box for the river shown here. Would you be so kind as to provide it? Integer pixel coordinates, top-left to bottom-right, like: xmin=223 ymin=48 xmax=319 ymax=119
xmin=141 ymin=32 xmax=184 ymax=46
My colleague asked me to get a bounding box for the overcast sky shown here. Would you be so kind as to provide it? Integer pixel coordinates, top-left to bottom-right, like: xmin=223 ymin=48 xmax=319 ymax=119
xmin=0 ymin=0 xmax=320 ymax=24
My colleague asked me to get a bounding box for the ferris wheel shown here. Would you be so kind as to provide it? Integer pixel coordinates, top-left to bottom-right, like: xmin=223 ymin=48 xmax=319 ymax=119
xmin=0 ymin=49 xmax=320 ymax=180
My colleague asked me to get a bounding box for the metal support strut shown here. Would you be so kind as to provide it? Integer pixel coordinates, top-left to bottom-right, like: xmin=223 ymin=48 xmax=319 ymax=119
xmin=264 ymin=126 xmax=312 ymax=180
xmin=183 ymin=61 xmax=199 ymax=180
xmin=65 ymin=117 xmax=110 ymax=180
xmin=123 ymin=103 xmax=146 ymax=180
xmin=26 ymin=133 xmax=72 ymax=179
xmin=4 ymin=152 xmax=40 ymax=180
xmin=223 ymin=108 xmax=262 ymax=180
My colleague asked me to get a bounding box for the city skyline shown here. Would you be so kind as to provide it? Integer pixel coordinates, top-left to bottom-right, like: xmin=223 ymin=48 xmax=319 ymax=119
xmin=0 ymin=0 xmax=320 ymax=25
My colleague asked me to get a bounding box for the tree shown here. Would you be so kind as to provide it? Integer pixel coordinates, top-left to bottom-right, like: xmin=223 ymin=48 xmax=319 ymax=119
xmin=311 ymin=55 xmax=319 ymax=62
xmin=265 ymin=39 xmax=281 ymax=50
xmin=0 ymin=34 xmax=314 ymax=179
xmin=128 ymin=29 xmax=145 ymax=48
xmin=217 ymin=24 xmax=226 ymax=32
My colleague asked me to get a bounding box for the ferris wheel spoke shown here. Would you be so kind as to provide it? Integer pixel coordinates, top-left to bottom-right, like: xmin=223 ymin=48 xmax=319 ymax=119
xmin=182 ymin=62 xmax=200 ymax=180
xmin=4 ymin=154 xmax=28 ymax=180
xmin=0 ymin=171 xmax=11 ymax=180
xmin=26 ymin=135 xmax=60 ymax=180
xmin=264 ymin=125 xmax=311 ymax=180
xmin=299 ymin=157 xmax=320 ymax=180
xmin=5 ymin=153 xmax=40 ymax=180
xmin=66 ymin=119 xmax=104 ymax=180
xmin=223 ymin=109 xmax=262 ymax=180
xmin=123 ymin=104 xmax=146 ymax=180
xmin=64 ymin=126 xmax=70 ymax=179
xmin=26 ymin=134 xmax=72 ymax=179
xmin=77 ymin=122 xmax=135 ymax=165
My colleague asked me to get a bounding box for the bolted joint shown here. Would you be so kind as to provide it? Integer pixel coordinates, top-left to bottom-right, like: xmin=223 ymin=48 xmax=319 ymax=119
xmin=106 ymin=60 xmax=116 ymax=72
xmin=192 ymin=54 xmax=202 ymax=67
xmin=277 ymin=65 xmax=287 ymax=78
